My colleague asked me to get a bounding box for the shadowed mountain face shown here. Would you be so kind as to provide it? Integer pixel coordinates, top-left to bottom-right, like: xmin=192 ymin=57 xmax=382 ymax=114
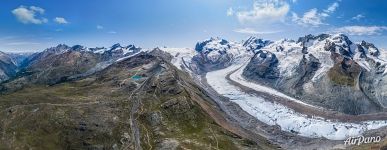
xmin=0 ymin=52 xmax=17 ymax=82
xmin=0 ymin=52 xmax=274 ymax=149
xmin=25 ymin=50 xmax=104 ymax=84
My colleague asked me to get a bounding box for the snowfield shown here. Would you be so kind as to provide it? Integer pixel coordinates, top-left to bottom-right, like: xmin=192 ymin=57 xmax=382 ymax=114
xmin=206 ymin=63 xmax=387 ymax=140
xmin=160 ymin=47 xmax=196 ymax=70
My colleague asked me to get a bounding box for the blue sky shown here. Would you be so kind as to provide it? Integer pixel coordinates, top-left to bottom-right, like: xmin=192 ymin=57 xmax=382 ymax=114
xmin=1 ymin=0 xmax=387 ymax=52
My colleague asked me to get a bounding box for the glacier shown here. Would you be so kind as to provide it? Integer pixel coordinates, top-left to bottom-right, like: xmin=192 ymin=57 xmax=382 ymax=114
xmin=206 ymin=62 xmax=387 ymax=140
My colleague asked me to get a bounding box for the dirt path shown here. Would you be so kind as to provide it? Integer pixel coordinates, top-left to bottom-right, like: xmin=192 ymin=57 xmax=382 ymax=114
xmin=127 ymin=78 xmax=150 ymax=150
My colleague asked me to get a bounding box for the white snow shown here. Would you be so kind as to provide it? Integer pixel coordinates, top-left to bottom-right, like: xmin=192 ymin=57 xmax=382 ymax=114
xmin=93 ymin=48 xmax=108 ymax=54
xmin=115 ymin=51 xmax=142 ymax=62
xmin=307 ymin=39 xmax=335 ymax=66
xmin=197 ymin=38 xmax=250 ymax=64
xmin=230 ymin=62 xmax=323 ymax=109
xmin=206 ymin=63 xmax=387 ymax=140
xmin=160 ymin=35 xmax=387 ymax=141
xmin=121 ymin=46 xmax=135 ymax=55
xmin=357 ymin=60 xmax=372 ymax=72
xmin=260 ymin=39 xmax=304 ymax=78
xmin=160 ymin=47 xmax=196 ymax=70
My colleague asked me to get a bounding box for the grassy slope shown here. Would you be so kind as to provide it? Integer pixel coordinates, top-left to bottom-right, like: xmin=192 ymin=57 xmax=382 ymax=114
xmin=0 ymin=54 xmax=277 ymax=150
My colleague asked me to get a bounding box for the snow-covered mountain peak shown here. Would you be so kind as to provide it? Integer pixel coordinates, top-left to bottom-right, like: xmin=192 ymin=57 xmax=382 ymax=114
xmin=243 ymin=36 xmax=272 ymax=52
xmin=296 ymin=34 xmax=384 ymax=63
xmin=100 ymin=43 xmax=142 ymax=58
xmin=189 ymin=38 xmax=249 ymax=74
xmin=242 ymin=33 xmax=387 ymax=85
xmin=195 ymin=37 xmax=248 ymax=55
xmin=0 ymin=51 xmax=15 ymax=65
xmin=109 ymin=43 xmax=140 ymax=51
xmin=70 ymin=45 xmax=87 ymax=51
xmin=42 ymin=44 xmax=94 ymax=55
xmin=297 ymin=34 xmax=330 ymax=45
xmin=297 ymin=34 xmax=352 ymax=47
xmin=43 ymin=44 xmax=72 ymax=54
xmin=126 ymin=44 xmax=137 ymax=50
xmin=88 ymin=44 xmax=142 ymax=56
xmin=110 ymin=43 xmax=123 ymax=50
xmin=290 ymin=34 xmax=357 ymax=62
xmin=194 ymin=37 xmax=232 ymax=53
xmin=56 ymin=44 xmax=71 ymax=49
xmin=359 ymin=40 xmax=380 ymax=57
xmin=89 ymin=47 xmax=107 ymax=54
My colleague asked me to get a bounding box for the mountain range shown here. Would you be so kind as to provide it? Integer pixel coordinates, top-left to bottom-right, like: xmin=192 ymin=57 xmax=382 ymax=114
xmin=1 ymin=34 xmax=387 ymax=149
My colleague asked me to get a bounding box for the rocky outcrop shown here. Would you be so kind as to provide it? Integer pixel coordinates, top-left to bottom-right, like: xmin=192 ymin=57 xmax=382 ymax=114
xmin=294 ymin=54 xmax=321 ymax=90
xmin=242 ymin=50 xmax=279 ymax=82
xmin=360 ymin=40 xmax=380 ymax=57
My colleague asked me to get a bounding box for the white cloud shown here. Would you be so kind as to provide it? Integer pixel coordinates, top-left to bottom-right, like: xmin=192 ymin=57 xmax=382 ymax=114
xmin=54 ymin=17 xmax=68 ymax=24
xmin=333 ymin=26 xmax=387 ymax=36
xmin=292 ymin=9 xmax=323 ymax=27
xmin=227 ymin=8 xmax=234 ymax=16
xmin=352 ymin=14 xmax=365 ymax=21
xmin=29 ymin=6 xmax=45 ymax=14
xmin=97 ymin=25 xmax=104 ymax=29
xmin=292 ymin=1 xmax=340 ymax=27
xmin=108 ymin=31 xmax=117 ymax=34
xmin=234 ymin=28 xmax=281 ymax=34
xmin=11 ymin=6 xmax=48 ymax=24
xmin=233 ymin=0 xmax=290 ymax=24
xmin=324 ymin=2 xmax=339 ymax=13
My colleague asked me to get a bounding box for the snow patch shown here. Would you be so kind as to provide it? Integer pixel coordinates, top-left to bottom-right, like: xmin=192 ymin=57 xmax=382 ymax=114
xmin=160 ymin=47 xmax=196 ymax=70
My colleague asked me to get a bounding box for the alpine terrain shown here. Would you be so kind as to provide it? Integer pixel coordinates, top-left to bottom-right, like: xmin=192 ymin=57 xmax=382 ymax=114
xmin=1 ymin=34 xmax=387 ymax=150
